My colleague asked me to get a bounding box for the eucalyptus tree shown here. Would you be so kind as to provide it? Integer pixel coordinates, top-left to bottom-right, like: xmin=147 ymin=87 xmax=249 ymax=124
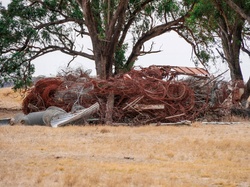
xmin=223 ymin=0 xmax=250 ymax=98
xmin=0 ymin=0 xmax=196 ymax=88
xmin=175 ymin=0 xmax=250 ymax=81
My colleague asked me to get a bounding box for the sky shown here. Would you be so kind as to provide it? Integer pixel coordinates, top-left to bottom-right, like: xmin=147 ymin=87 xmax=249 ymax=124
xmin=25 ymin=31 xmax=250 ymax=82
xmin=1 ymin=0 xmax=250 ymax=82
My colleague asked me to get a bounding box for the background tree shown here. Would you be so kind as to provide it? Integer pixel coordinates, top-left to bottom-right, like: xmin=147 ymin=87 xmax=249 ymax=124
xmin=175 ymin=0 xmax=250 ymax=81
xmin=222 ymin=0 xmax=250 ymax=99
xmin=0 ymin=0 xmax=196 ymax=88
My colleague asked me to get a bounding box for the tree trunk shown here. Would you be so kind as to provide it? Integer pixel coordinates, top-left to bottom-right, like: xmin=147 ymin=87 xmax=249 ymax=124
xmin=220 ymin=16 xmax=244 ymax=81
xmin=94 ymin=51 xmax=115 ymax=124
xmin=95 ymin=52 xmax=114 ymax=79
xmin=244 ymin=77 xmax=250 ymax=99
xmin=226 ymin=54 xmax=243 ymax=81
xmin=247 ymin=77 xmax=250 ymax=94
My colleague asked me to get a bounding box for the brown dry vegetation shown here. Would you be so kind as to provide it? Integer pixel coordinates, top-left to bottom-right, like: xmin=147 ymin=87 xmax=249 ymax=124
xmin=0 ymin=88 xmax=250 ymax=187
xmin=0 ymin=123 xmax=250 ymax=187
xmin=0 ymin=87 xmax=23 ymax=110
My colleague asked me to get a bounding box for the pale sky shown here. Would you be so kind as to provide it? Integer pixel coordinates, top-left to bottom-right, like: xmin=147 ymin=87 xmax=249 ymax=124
xmin=1 ymin=0 xmax=250 ymax=81
xmin=31 ymin=32 xmax=250 ymax=82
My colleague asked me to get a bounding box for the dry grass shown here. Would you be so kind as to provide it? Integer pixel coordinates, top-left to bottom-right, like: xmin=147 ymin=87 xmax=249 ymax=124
xmin=0 ymin=123 xmax=250 ymax=187
xmin=0 ymin=87 xmax=23 ymax=110
xmin=0 ymin=88 xmax=250 ymax=186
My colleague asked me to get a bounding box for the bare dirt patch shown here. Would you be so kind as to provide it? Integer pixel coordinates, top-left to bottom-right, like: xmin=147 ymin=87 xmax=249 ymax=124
xmin=0 ymin=124 xmax=249 ymax=186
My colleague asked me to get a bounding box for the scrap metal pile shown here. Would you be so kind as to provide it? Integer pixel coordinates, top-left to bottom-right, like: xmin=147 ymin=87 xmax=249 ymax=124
xmin=22 ymin=65 xmax=246 ymax=125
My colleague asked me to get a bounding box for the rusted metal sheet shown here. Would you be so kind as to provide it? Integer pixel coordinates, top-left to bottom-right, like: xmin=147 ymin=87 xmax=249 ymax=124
xmin=153 ymin=65 xmax=210 ymax=78
xmin=22 ymin=65 xmax=247 ymax=125
xmin=173 ymin=66 xmax=209 ymax=77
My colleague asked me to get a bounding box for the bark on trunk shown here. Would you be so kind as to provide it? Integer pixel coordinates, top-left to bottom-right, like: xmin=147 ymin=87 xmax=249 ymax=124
xmin=220 ymin=17 xmax=244 ymax=81
xmin=226 ymin=56 xmax=243 ymax=81
xmin=245 ymin=77 xmax=250 ymax=98
xmin=95 ymin=52 xmax=114 ymax=79
xmin=95 ymin=52 xmax=115 ymax=124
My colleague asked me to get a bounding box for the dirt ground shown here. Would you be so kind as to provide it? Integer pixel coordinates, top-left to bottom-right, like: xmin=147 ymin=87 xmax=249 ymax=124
xmin=0 ymin=88 xmax=250 ymax=187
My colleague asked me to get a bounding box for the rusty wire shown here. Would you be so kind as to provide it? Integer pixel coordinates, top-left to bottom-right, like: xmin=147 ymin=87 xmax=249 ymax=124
xmin=22 ymin=78 xmax=63 ymax=114
xmin=22 ymin=66 xmax=243 ymax=124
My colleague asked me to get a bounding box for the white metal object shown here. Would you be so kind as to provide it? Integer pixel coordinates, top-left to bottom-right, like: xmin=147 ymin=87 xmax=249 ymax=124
xmin=50 ymin=102 xmax=99 ymax=127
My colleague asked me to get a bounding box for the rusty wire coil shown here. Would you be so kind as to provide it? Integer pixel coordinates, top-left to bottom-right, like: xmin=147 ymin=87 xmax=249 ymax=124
xmin=22 ymin=67 xmax=213 ymax=123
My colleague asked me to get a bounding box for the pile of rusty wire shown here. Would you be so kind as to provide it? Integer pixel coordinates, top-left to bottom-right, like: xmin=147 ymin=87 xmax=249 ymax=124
xmin=22 ymin=66 xmax=216 ymax=124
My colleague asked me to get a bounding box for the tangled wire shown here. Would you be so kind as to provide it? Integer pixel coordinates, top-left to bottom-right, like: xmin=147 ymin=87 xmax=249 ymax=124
xmin=22 ymin=67 xmax=215 ymax=124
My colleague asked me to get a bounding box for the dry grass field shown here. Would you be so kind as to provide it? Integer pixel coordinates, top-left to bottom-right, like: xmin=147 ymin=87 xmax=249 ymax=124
xmin=0 ymin=88 xmax=250 ymax=187
xmin=0 ymin=122 xmax=249 ymax=187
xmin=0 ymin=87 xmax=23 ymax=110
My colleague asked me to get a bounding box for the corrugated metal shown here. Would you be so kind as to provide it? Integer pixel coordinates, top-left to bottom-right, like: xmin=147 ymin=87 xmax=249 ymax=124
xmin=172 ymin=66 xmax=209 ymax=77
xmin=154 ymin=65 xmax=209 ymax=78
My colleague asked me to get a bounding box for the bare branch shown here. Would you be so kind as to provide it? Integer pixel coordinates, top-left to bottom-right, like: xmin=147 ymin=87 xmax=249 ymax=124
xmin=216 ymin=48 xmax=228 ymax=61
xmin=118 ymin=0 xmax=155 ymax=47
xmin=139 ymin=42 xmax=162 ymax=56
xmin=126 ymin=17 xmax=185 ymax=68
xmin=241 ymin=43 xmax=250 ymax=57
xmin=67 ymin=55 xmax=77 ymax=67
xmin=174 ymin=28 xmax=205 ymax=65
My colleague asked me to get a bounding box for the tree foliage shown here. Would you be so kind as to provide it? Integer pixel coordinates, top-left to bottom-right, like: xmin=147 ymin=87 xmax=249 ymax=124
xmin=1 ymin=0 xmax=249 ymax=88
xmin=224 ymin=0 xmax=250 ymax=24
xmin=0 ymin=0 xmax=196 ymax=87
xmin=176 ymin=0 xmax=250 ymax=81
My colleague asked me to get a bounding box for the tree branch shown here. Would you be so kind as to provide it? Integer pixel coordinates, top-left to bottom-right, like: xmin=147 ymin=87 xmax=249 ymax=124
xmin=241 ymin=42 xmax=250 ymax=57
xmin=125 ymin=17 xmax=184 ymax=68
xmin=30 ymin=45 xmax=94 ymax=60
xmin=224 ymin=0 xmax=250 ymax=24
xmin=35 ymin=18 xmax=85 ymax=30
xmin=118 ymin=0 xmax=155 ymax=47
xmin=139 ymin=42 xmax=162 ymax=56
xmin=107 ymin=0 xmax=129 ymax=40
xmin=81 ymin=0 xmax=100 ymax=53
